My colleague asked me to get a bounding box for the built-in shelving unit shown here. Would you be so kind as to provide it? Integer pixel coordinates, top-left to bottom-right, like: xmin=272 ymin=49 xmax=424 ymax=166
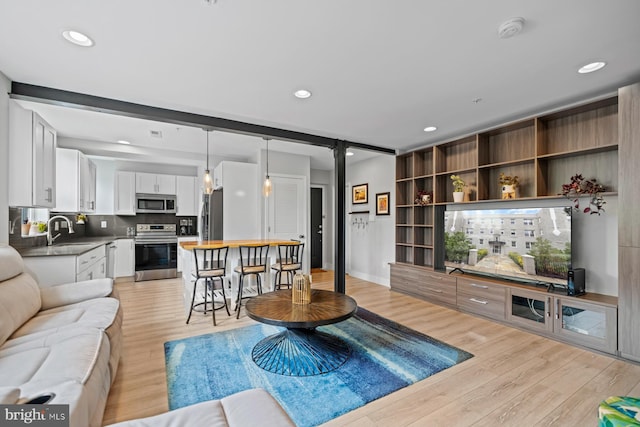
xmin=395 ymin=95 xmax=619 ymax=270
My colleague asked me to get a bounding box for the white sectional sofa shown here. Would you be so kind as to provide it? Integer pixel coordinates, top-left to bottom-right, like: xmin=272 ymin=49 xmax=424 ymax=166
xmin=0 ymin=244 xmax=122 ymax=427
xmin=105 ymin=388 xmax=296 ymax=427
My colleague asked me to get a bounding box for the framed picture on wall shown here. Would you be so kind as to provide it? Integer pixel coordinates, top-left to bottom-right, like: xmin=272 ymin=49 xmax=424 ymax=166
xmin=376 ymin=192 xmax=390 ymax=215
xmin=352 ymin=183 xmax=368 ymax=204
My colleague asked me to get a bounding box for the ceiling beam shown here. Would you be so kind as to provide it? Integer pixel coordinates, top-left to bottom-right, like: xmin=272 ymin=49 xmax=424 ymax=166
xmin=10 ymin=82 xmax=396 ymax=155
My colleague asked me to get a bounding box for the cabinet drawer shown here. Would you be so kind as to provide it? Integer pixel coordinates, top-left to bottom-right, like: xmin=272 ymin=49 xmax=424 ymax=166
xmin=390 ymin=265 xmax=456 ymax=306
xmin=423 ymin=271 xmax=456 ymax=287
xmin=415 ymin=280 xmax=457 ymax=306
xmin=457 ymin=289 xmax=506 ymax=320
xmin=457 ymin=277 xmax=506 ymax=301
xmin=77 ymin=245 xmax=105 ymax=273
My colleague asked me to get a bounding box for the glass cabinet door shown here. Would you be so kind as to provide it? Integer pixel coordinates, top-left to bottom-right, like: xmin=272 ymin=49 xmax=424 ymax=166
xmin=507 ymin=288 xmax=553 ymax=333
xmin=553 ymin=297 xmax=617 ymax=354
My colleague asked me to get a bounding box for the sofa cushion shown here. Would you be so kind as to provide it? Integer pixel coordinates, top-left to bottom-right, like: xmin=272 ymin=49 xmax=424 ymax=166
xmin=6 ymin=297 xmax=120 ymax=345
xmin=221 ymin=388 xmax=295 ymax=426
xmin=0 ymin=244 xmax=24 ymax=282
xmin=0 ymin=328 xmax=105 ymax=388
xmin=40 ymin=278 xmax=113 ymax=310
xmin=0 ymin=272 xmax=42 ymax=347
xmin=104 ymin=389 xmax=295 ymax=427
xmin=105 ymin=399 xmax=228 ymax=427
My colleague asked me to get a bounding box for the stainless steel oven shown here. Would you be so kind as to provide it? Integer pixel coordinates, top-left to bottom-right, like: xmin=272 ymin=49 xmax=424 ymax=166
xmin=134 ymin=224 xmax=178 ymax=281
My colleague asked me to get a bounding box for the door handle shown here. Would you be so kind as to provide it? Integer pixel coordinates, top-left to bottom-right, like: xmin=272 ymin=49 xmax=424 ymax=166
xmin=317 ymin=231 xmax=322 ymax=234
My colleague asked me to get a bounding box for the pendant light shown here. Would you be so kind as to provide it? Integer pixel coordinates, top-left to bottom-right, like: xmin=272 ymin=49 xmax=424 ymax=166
xmin=262 ymin=137 xmax=272 ymax=197
xmin=203 ymin=130 xmax=213 ymax=195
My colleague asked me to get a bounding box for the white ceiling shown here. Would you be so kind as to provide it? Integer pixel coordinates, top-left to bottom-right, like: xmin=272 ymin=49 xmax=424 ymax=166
xmin=1 ymin=1 xmax=639 ymax=170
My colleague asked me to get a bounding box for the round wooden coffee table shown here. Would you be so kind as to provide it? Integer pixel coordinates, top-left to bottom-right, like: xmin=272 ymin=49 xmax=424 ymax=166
xmin=245 ymin=289 xmax=357 ymax=376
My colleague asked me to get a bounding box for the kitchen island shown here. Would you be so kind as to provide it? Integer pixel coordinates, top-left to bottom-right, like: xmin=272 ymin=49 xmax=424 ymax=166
xmin=179 ymin=239 xmax=299 ymax=321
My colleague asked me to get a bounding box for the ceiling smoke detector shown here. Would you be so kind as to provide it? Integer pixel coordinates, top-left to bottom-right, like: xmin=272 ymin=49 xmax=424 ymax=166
xmin=497 ymin=17 xmax=525 ymax=39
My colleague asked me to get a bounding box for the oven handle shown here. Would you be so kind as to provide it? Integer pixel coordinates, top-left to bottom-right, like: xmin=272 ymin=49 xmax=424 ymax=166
xmin=135 ymin=240 xmax=178 ymax=245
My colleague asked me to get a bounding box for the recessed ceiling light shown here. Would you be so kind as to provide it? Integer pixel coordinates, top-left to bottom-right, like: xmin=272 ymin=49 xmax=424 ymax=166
xmin=62 ymin=30 xmax=94 ymax=47
xmin=117 ymin=140 xmax=131 ymax=145
xmin=578 ymin=61 xmax=606 ymax=74
xmin=346 ymin=150 xmax=355 ymax=156
xmin=423 ymin=126 xmax=437 ymax=132
xmin=294 ymin=89 xmax=312 ymax=99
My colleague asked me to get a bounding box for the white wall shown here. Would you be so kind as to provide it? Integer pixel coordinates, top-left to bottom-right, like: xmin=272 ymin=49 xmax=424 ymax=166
xmin=0 ymin=72 xmax=10 ymax=243
xmin=346 ymin=154 xmax=396 ymax=286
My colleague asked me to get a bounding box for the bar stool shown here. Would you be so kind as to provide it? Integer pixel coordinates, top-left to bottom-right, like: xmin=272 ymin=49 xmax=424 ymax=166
xmin=271 ymin=242 xmax=304 ymax=290
xmin=234 ymin=244 xmax=269 ymax=319
xmin=187 ymin=246 xmax=230 ymax=326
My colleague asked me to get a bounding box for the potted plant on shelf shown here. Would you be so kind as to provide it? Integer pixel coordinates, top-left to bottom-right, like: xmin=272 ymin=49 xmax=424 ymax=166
xmin=499 ymin=173 xmax=519 ymax=199
xmin=450 ymin=175 xmax=465 ymax=203
xmin=561 ymin=174 xmax=606 ymax=215
xmin=415 ymin=190 xmax=432 ymax=206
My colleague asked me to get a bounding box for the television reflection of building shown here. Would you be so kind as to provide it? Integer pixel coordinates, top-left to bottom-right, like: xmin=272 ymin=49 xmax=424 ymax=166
xmin=443 ymin=207 xmax=572 ymax=285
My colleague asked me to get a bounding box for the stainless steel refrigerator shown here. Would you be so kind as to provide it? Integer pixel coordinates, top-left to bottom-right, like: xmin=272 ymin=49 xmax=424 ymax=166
xmin=199 ymin=189 xmax=223 ymax=240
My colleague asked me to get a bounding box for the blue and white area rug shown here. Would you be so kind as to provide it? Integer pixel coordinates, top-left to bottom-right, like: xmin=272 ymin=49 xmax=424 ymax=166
xmin=165 ymin=308 xmax=473 ymax=427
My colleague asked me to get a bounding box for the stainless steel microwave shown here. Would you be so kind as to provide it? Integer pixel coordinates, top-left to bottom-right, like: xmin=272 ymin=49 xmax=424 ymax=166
xmin=135 ymin=194 xmax=176 ymax=213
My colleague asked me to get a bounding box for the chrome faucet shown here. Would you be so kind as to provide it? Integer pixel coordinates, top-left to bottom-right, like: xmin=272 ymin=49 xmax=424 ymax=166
xmin=47 ymin=215 xmax=75 ymax=246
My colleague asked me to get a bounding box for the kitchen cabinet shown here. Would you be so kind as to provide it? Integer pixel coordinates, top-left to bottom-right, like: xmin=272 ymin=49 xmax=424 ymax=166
xmin=176 ymin=175 xmax=198 ymax=216
xmin=114 ymin=171 xmax=136 ymax=215
xmin=136 ymin=172 xmax=176 ymax=195
xmin=53 ymin=148 xmax=97 ymax=213
xmin=23 ymin=244 xmax=106 ymax=287
xmin=177 ymin=237 xmax=197 ymax=272
xmin=8 ymin=100 xmax=57 ymax=208
xmin=114 ymin=238 xmax=135 ymax=278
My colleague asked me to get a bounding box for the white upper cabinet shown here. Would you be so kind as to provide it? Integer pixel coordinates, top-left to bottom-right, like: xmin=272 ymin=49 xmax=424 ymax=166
xmin=176 ymin=175 xmax=198 ymax=216
xmin=8 ymin=100 xmax=57 ymax=208
xmin=53 ymin=148 xmax=97 ymax=213
xmin=115 ymin=171 xmax=136 ymax=215
xmin=136 ymin=172 xmax=176 ymax=195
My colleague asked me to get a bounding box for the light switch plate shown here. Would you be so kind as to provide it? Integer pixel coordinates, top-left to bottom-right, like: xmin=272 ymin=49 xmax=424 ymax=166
xmin=101 ymin=221 xmax=107 ymax=228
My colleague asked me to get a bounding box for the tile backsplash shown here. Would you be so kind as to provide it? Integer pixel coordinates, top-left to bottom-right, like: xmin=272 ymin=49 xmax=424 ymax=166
xmin=8 ymin=207 xmax=197 ymax=248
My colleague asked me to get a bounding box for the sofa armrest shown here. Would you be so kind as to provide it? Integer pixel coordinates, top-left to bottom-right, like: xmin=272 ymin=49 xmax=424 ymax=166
xmin=40 ymin=278 xmax=113 ymax=310
xmin=0 ymin=387 xmax=21 ymax=404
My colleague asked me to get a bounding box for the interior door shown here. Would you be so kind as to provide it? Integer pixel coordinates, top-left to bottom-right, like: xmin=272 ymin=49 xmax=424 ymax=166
xmin=267 ymin=175 xmax=307 ymax=270
xmin=310 ymin=187 xmax=323 ymax=269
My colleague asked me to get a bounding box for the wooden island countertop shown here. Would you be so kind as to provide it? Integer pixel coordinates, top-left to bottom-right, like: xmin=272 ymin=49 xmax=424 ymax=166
xmin=179 ymin=239 xmax=297 ymax=250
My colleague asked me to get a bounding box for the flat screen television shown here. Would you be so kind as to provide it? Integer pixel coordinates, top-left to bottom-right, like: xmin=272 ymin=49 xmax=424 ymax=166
xmin=443 ymin=206 xmax=572 ymax=287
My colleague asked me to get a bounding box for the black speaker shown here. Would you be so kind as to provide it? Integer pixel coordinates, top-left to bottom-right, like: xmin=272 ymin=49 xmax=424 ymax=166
xmin=567 ymin=268 xmax=585 ymax=296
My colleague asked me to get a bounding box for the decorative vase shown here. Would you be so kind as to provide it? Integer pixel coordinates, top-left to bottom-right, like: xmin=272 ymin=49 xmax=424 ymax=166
xmin=501 ymin=185 xmax=517 ymax=199
xmin=292 ymin=273 xmax=311 ymax=305
xmin=453 ymin=191 xmax=464 ymax=203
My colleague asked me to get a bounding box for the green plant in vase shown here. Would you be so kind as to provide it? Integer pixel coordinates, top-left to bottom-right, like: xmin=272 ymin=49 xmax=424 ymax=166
xmin=450 ymin=175 xmax=465 ymax=202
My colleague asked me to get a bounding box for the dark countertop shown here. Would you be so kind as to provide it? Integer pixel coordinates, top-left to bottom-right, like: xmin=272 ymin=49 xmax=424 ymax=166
xmin=18 ymin=236 xmax=123 ymax=257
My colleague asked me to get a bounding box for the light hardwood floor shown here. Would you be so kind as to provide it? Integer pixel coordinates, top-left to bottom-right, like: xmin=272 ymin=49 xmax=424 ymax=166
xmin=103 ymin=271 xmax=640 ymax=426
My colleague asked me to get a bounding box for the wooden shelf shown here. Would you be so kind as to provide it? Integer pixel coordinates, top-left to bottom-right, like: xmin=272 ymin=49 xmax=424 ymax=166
xmin=395 ymin=95 xmax=619 ymax=270
xmin=348 ymin=210 xmax=369 ymax=215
